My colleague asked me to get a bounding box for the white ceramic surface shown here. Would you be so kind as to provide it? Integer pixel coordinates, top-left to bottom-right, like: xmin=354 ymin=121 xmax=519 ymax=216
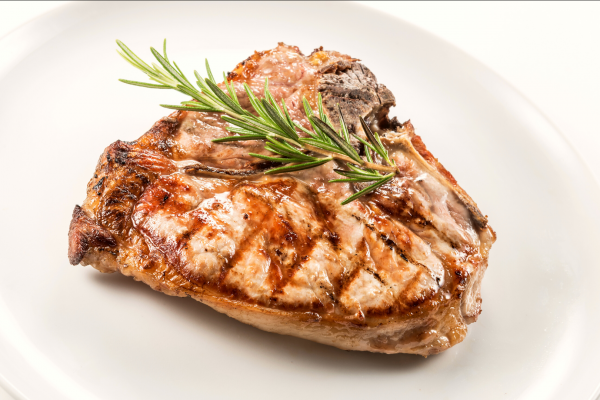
xmin=0 ymin=2 xmax=599 ymax=399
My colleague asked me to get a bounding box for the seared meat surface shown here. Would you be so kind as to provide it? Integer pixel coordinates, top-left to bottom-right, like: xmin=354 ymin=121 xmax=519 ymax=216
xmin=68 ymin=43 xmax=495 ymax=356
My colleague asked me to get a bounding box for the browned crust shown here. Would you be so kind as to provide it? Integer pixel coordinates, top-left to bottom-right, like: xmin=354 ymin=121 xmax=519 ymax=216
xmin=227 ymin=42 xmax=304 ymax=82
xmin=190 ymin=289 xmax=466 ymax=356
xmin=410 ymin=132 xmax=458 ymax=187
xmin=72 ymin=116 xmax=180 ymax=264
xmin=68 ymin=205 xmax=116 ymax=265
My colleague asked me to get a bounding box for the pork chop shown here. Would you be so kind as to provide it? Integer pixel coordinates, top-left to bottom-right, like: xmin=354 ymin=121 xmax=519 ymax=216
xmin=68 ymin=43 xmax=495 ymax=356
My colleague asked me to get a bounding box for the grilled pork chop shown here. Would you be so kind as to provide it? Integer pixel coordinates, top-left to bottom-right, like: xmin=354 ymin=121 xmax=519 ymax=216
xmin=68 ymin=43 xmax=495 ymax=356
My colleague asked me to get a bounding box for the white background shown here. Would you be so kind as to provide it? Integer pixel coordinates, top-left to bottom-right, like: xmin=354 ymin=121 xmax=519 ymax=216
xmin=0 ymin=2 xmax=598 ymax=399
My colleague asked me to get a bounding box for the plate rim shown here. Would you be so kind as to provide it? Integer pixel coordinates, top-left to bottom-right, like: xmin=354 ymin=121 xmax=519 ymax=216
xmin=0 ymin=2 xmax=599 ymax=400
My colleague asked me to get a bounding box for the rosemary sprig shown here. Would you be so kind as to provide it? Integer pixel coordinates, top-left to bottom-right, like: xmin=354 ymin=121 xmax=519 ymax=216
xmin=117 ymin=39 xmax=397 ymax=204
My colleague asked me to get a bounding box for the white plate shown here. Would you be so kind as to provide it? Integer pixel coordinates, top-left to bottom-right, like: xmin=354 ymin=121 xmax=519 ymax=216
xmin=1 ymin=2 xmax=599 ymax=399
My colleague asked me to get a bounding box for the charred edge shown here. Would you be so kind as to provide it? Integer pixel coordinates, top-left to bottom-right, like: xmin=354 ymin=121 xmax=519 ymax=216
xmin=457 ymin=194 xmax=488 ymax=228
xmin=135 ymin=113 xmax=182 ymax=157
xmin=113 ymin=146 xmax=129 ymax=165
xmin=68 ymin=205 xmax=117 ymax=265
xmin=92 ymin=176 xmax=105 ymax=195
xmin=310 ymin=46 xmax=324 ymax=56
xmin=319 ymin=59 xmax=353 ymax=74
xmin=95 ymin=141 xmax=170 ymax=240
xmin=388 ymin=116 xmax=403 ymax=130
xmin=70 ymin=118 xmax=179 ymax=266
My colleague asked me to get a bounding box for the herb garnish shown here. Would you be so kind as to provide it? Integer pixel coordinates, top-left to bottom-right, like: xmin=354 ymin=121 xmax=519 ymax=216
xmin=117 ymin=40 xmax=397 ymax=204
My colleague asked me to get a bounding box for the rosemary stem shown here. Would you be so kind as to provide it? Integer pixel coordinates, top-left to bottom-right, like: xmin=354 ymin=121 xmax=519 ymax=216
xmin=363 ymin=161 xmax=397 ymax=173
xmin=302 ymin=143 xmax=397 ymax=173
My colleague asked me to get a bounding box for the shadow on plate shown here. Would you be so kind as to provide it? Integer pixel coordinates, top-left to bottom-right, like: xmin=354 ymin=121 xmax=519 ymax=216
xmin=92 ymin=271 xmax=432 ymax=372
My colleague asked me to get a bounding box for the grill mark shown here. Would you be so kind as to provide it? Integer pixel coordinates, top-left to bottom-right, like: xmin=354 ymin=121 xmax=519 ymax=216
xmin=357 ymin=64 xmax=366 ymax=85
xmin=136 ymin=178 xmax=226 ymax=287
xmin=216 ymin=225 xmax=265 ymax=290
xmin=271 ymin=237 xmax=318 ymax=293
xmin=268 ymin=207 xmax=320 ymax=293
xmin=374 ymin=230 xmax=433 ymax=280
xmin=328 ymin=232 xmax=354 ymax=299
xmin=307 ymin=192 xmax=364 ymax=304
xmin=363 ymin=202 xmax=453 ymax=291
xmin=336 ymin=238 xmax=371 ymax=300
xmin=373 ymin=177 xmax=467 ymax=251
xmin=165 ymin=214 xmax=215 ymax=285
xmin=385 ymin=223 xmax=461 ymax=283
xmin=396 ymin=270 xmax=434 ymax=311
xmin=351 ymin=209 xmax=433 ymax=278
xmin=136 ymin=174 xmax=445 ymax=315
xmin=337 ymin=260 xmax=366 ymax=303
xmin=242 ymin=181 xmax=326 ymax=299
xmin=266 ymin=216 xmax=302 ymax=292
xmin=214 ymin=187 xmax=276 ymax=290
xmin=361 ymin=225 xmax=435 ymax=316
xmin=267 ymin=259 xmax=284 ymax=295
xmin=209 ymin=179 xmax=318 ymax=300
xmin=345 ymin=205 xmax=444 ymax=316
xmin=365 ymin=267 xmax=386 ymax=286
xmin=264 ymin=185 xmax=348 ymax=308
